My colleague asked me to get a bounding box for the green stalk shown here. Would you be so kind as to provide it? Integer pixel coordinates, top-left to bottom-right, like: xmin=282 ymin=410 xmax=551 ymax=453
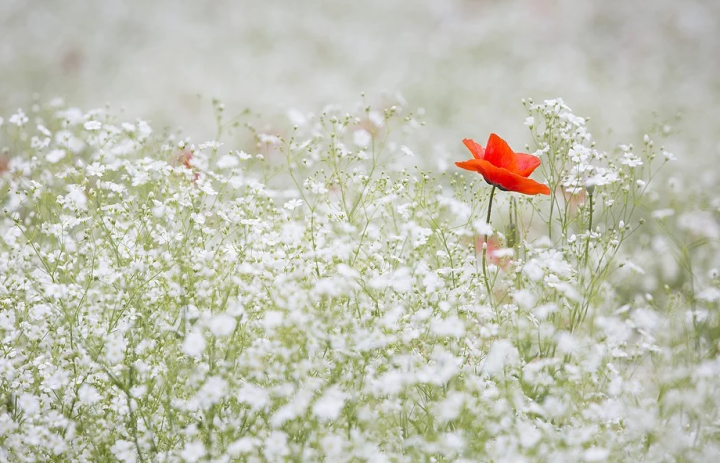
xmin=583 ymin=192 xmax=593 ymax=266
xmin=481 ymin=186 xmax=497 ymax=305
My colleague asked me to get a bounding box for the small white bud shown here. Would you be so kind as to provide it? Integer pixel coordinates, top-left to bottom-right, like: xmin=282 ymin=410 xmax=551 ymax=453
xmin=585 ymin=179 xmax=596 ymax=195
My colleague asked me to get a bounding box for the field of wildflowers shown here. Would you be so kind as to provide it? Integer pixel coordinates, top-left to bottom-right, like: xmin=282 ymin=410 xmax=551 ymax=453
xmin=2 ymin=1 xmax=720 ymax=462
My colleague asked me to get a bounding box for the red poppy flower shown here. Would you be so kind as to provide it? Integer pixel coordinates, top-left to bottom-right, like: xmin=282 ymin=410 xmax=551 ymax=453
xmin=456 ymin=134 xmax=550 ymax=195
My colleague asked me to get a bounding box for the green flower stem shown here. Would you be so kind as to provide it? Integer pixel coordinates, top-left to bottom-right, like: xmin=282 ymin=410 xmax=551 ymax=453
xmin=583 ymin=192 xmax=593 ymax=266
xmin=481 ymin=185 xmax=496 ymax=304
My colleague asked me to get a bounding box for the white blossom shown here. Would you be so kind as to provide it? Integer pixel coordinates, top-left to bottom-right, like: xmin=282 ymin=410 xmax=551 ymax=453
xmin=312 ymin=386 xmax=347 ymax=421
xmin=84 ymin=120 xmax=102 ymax=131
xmin=182 ymin=330 xmax=206 ymax=357
xmin=180 ymin=441 xmax=206 ymax=463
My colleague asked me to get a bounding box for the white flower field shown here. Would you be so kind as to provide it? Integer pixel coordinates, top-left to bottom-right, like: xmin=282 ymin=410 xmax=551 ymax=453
xmin=1 ymin=1 xmax=719 ymax=462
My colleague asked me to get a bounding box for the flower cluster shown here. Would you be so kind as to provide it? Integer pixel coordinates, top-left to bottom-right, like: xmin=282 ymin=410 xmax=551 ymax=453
xmin=1 ymin=97 xmax=719 ymax=462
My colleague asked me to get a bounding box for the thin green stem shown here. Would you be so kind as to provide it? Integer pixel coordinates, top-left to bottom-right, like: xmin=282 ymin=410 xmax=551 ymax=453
xmin=583 ymin=192 xmax=593 ymax=266
xmin=481 ymin=186 xmax=496 ymax=305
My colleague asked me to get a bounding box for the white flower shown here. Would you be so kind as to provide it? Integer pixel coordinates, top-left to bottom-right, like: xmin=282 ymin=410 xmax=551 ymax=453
xmin=442 ymin=432 xmax=465 ymax=453
xmin=283 ymin=199 xmax=304 ymax=210
xmin=195 ymin=376 xmax=228 ymax=409
xmin=582 ymin=447 xmax=610 ymax=462
xmin=110 ymin=440 xmax=136 ymax=463
xmin=207 ymin=313 xmax=237 ymax=337
xmin=513 ymin=289 xmax=536 ymax=309
xmin=46 ymin=149 xmax=66 ymax=164
xmin=483 ymin=339 xmax=519 ymax=375
xmin=271 ymin=390 xmax=313 ymax=427
xmin=3 ymin=226 xmax=22 ymax=247
xmin=217 ymin=154 xmax=239 ymax=169
xmin=435 ymin=392 xmax=464 ymax=422
xmin=105 ymin=332 xmax=127 ymax=364
xmin=306 ymin=179 xmax=329 ymax=194
xmin=259 ymin=134 xmax=281 ymax=145
xmin=137 ymin=120 xmax=152 ymax=139
xmin=58 ymin=107 xmax=84 ymax=125
xmin=237 ymin=384 xmax=269 ymax=411
xmin=180 ymin=441 xmax=206 ymax=463
xmin=228 ymin=437 xmax=260 ymax=457
xmin=64 ymin=184 xmax=88 ymax=210
xmin=423 ymin=271 xmax=445 ymax=293
xmin=78 ymin=383 xmax=102 ymax=405
xmin=191 ymin=213 xmax=206 ymax=225
xmin=262 ymin=310 xmax=284 ymax=330
xmin=430 ymin=315 xmax=466 ymax=338
xmin=199 ymin=141 xmax=223 ymax=150
xmin=651 ymin=208 xmax=674 ymax=219
xmin=523 ymin=260 xmax=545 ymax=281
xmin=84 ymin=120 xmax=102 ymax=131
xmin=411 ymin=225 xmax=432 ymax=248
xmin=320 ymin=434 xmax=346 ymax=460
xmin=556 ymin=331 xmax=578 ymax=354
xmin=37 ymin=124 xmax=52 ymax=136
xmin=621 ymin=153 xmax=643 ymax=167
xmin=517 ymin=420 xmax=541 ymax=448
xmin=9 ymin=109 xmax=28 ymax=127
xmin=182 ymin=330 xmax=206 ymax=357
xmin=312 ymin=386 xmax=347 ymax=421
xmin=698 ymin=287 xmax=720 ymax=303
xmin=55 ymin=130 xmax=86 ymax=153
xmin=18 ymin=393 xmax=40 ymax=415
xmin=263 ymin=432 xmax=290 ymax=461
xmin=473 ymin=220 xmax=494 ymax=236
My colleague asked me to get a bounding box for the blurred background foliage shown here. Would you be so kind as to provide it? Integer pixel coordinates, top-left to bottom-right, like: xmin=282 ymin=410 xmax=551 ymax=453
xmin=1 ymin=0 xmax=718 ymax=176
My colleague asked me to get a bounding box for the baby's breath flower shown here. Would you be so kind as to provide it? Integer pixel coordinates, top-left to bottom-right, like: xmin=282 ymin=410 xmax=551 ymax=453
xmin=283 ymin=199 xmax=304 ymax=210
xmin=9 ymin=108 xmax=28 ymax=127
xmin=84 ymin=120 xmax=102 ymax=131
xmin=182 ymin=330 xmax=207 ymax=357
xmin=0 ymin=98 xmax=713 ymax=463
xmin=46 ymin=149 xmax=66 ymax=164
xmin=180 ymin=441 xmax=207 ymax=463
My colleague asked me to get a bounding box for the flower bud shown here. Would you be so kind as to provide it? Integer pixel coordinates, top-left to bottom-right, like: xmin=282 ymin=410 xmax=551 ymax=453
xmin=584 ymin=179 xmax=596 ymax=195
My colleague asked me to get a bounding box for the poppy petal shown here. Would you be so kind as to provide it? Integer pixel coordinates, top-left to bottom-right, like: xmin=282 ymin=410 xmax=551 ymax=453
xmin=515 ymin=152 xmax=541 ymax=177
xmin=484 ymin=134 xmax=519 ymax=173
xmin=462 ymin=138 xmax=485 ymax=160
xmin=455 ymin=159 xmax=489 ymax=174
xmin=455 ymin=158 xmax=551 ymax=195
xmin=491 ymin=169 xmax=551 ymax=195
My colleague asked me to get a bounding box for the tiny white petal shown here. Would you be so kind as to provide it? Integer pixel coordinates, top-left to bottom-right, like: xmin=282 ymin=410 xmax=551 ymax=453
xmin=46 ymin=149 xmax=66 ymax=164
